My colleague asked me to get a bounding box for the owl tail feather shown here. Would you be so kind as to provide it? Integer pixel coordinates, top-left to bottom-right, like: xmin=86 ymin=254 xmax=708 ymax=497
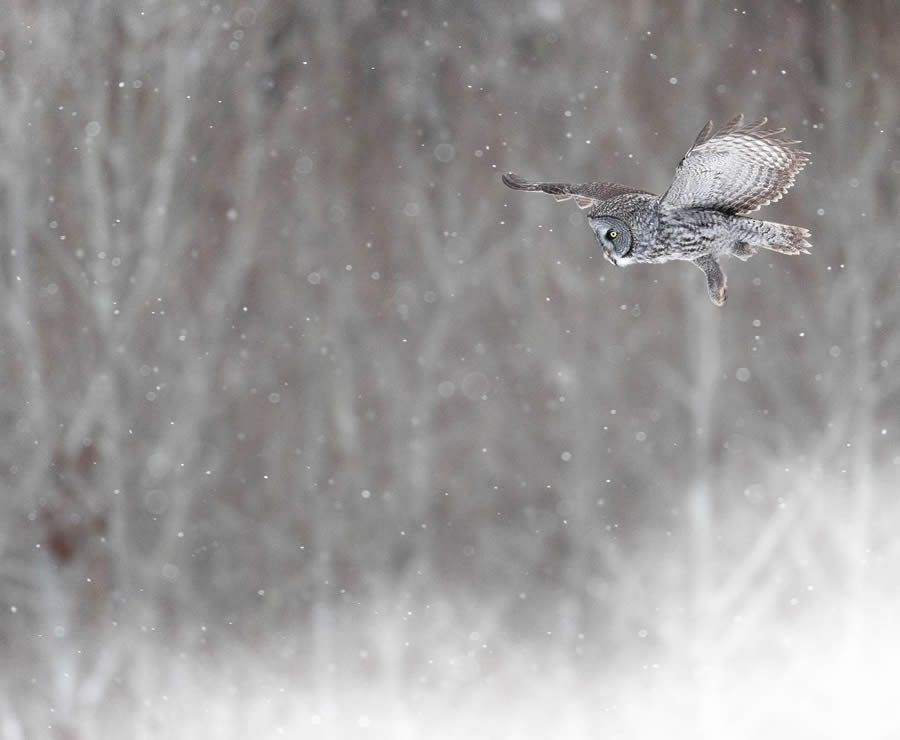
xmin=754 ymin=220 xmax=812 ymax=256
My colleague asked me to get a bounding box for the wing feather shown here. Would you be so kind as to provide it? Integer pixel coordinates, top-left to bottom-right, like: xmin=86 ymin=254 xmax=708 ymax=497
xmin=502 ymin=172 xmax=650 ymax=209
xmin=660 ymin=115 xmax=810 ymax=214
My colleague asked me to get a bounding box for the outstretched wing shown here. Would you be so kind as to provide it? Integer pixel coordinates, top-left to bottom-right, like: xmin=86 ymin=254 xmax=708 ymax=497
xmin=502 ymin=172 xmax=650 ymax=210
xmin=660 ymin=115 xmax=809 ymax=214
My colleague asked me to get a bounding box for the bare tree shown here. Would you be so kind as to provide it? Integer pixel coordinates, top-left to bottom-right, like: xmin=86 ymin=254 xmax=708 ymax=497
xmin=1 ymin=1 xmax=898 ymax=738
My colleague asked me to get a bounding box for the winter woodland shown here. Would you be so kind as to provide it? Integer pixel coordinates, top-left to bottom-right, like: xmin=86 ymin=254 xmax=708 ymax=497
xmin=0 ymin=1 xmax=898 ymax=737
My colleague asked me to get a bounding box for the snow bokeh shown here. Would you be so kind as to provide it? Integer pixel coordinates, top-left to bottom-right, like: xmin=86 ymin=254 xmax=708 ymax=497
xmin=1 ymin=1 xmax=899 ymax=738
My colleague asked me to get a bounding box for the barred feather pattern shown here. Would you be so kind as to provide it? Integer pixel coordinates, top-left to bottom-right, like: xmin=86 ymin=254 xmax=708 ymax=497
xmin=501 ymin=173 xmax=651 ymax=210
xmin=660 ymin=114 xmax=810 ymax=215
xmin=500 ymin=115 xmax=811 ymax=305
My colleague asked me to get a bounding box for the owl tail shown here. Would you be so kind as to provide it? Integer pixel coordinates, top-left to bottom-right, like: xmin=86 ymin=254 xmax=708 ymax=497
xmin=742 ymin=219 xmax=812 ymax=256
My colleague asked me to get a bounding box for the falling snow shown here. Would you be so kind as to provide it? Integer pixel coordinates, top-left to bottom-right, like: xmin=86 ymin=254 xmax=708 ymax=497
xmin=1 ymin=2 xmax=898 ymax=740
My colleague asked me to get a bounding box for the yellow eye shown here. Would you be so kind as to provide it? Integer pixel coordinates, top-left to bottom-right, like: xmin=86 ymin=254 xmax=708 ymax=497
xmin=608 ymin=230 xmax=618 ymax=239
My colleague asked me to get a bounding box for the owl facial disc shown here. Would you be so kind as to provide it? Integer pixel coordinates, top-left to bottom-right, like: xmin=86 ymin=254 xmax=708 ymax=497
xmin=589 ymin=216 xmax=632 ymax=267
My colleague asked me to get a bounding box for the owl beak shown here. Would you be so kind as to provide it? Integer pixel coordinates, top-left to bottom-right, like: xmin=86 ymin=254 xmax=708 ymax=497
xmin=603 ymin=248 xmax=618 ymax=266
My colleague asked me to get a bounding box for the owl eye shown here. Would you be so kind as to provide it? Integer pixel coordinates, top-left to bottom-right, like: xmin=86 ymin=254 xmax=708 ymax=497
xmin=607 ymin=229 xmax=618 ymax=239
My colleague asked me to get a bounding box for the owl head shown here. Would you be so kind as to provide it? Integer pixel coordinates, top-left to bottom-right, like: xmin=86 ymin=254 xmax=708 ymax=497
xmin=589 ymin=216 xmax=632 ymax=266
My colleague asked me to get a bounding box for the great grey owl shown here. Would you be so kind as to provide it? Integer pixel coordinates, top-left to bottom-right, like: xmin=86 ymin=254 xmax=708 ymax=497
xmin=502 ymin=115 xmax=810 ymax=305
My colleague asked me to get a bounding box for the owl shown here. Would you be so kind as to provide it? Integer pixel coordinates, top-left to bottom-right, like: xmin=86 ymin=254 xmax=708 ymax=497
xmin=502 ymin=115 xmax=810 ymax=305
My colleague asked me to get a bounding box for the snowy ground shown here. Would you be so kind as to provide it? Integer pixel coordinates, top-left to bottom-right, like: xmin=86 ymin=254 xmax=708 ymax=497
xmin=2 ymin=2 xmax=898 ymax=738
xmin=4 ymin=587 xmax=898 ymax=739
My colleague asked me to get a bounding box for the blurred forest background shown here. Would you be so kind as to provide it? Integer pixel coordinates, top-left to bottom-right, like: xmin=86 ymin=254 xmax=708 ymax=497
xmin=1 ymin=0 xmax=899 ymax=737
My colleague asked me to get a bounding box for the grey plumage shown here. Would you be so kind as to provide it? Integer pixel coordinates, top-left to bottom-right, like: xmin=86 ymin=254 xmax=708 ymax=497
xmin=502 ymin=115 xmax=811 ymax=306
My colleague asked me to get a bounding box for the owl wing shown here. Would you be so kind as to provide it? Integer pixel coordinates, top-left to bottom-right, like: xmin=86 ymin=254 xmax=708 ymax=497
xmin=502 ymin=172 xmax=649 ymax=210
xmin=660 ymin=115 xmax=809 ymax=215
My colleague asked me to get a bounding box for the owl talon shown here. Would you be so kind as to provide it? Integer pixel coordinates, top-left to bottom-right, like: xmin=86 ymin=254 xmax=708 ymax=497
xmin=694 ymin=255 xmax=727 ymax=307
xmin=501 ymin=115 xmax=809 ymax=306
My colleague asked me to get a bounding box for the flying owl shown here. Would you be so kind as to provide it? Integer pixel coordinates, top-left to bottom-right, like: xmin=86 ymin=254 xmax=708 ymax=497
xmin=502 ymin=115 xmax=810 ymax=305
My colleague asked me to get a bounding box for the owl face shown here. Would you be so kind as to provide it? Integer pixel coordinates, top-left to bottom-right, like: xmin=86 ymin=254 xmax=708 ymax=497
xmin=589 ymin=216 xmax=632 ymax=266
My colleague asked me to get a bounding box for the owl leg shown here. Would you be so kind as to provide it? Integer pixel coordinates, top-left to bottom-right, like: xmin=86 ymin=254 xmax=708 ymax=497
xmin=693 ymin=255 xmax=727 ymax=306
